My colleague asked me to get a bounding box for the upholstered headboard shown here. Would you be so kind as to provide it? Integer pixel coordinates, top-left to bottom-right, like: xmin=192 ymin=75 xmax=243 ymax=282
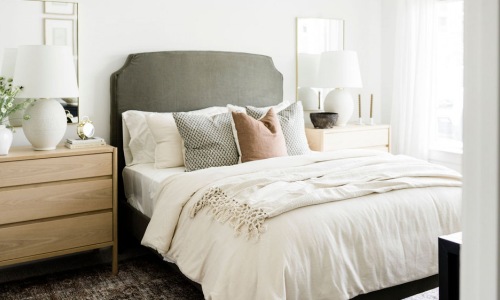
xmin=110 ymin=51 xmax=284 ymax=198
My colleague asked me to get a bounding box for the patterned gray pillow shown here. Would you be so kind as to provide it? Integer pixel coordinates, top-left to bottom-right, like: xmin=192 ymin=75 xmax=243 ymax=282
xmin=246 ymin=102 xmax=310 ymax=156
xmin=173 ymin=112 xmax=238 ymax=171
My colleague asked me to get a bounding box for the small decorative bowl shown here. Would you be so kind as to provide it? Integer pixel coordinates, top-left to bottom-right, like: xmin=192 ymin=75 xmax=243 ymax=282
xmin=310 ymin=112 xmax=338 ymax=129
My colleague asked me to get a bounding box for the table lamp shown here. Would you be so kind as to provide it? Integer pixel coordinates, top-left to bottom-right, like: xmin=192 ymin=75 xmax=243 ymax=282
xmin=13 ymin=45 xmax=79 ymax=150
xmin=297 ymin=53 xmax=321 ymax=111
xmin=318 ymin=51 xmax=362 ymax=126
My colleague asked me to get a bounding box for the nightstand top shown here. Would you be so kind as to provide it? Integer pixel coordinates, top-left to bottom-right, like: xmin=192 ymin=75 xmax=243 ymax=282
xmin=0 ymin=145 xmax=115 ymax=162
xmin=305 ymin=123 xmax=390 ymax=132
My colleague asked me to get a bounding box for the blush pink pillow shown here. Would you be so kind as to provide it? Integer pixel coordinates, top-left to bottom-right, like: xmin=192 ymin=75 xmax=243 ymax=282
xmin=231 ymin=108 xmax=288 ymax=163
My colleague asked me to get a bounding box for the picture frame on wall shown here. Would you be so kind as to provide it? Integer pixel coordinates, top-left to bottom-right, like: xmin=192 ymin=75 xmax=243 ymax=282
xmin=44 ymin=2 xmax=75 ymax=15
xmin=44 ymin=18 xmax=75 ymax=54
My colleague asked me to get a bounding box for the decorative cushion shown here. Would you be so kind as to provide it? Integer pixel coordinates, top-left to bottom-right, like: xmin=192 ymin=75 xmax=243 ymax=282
xmin=173 ymin=112 xmax=238 ymax=172
xmin=227 ymin=102 xmax=290 ymax=162
xmin=232 ymin=108 xmax=288 ymax=163
xmin=146 ymin=107 xmax=228 ymax=169
xmin=227 ymin=104 xmax=246 ymax=163
xmin=246 ymin=101 xmax=310 ymax=156
xmin=122 ymin=110 xmax=156 ymax=166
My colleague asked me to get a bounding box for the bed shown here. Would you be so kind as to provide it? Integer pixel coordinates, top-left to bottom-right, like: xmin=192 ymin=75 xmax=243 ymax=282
xmin=110 ymin=51 xmax=461 ymax=299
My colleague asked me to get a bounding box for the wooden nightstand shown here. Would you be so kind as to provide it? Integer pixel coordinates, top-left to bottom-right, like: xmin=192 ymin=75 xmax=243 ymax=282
xmin=0 ymin=145 xmax=118 ymax=274
xmin=305 ymin=124 xmax=391 ymax=152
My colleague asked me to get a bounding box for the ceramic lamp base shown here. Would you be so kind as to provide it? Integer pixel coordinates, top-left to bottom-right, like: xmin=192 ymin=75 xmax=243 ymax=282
xmin=22 ymin=98 xmax=67 ymax=151
xmin=298 ymin=87 xmax=320 ymax=111
xmin=323 ymin=88 xmax=354 ymax=127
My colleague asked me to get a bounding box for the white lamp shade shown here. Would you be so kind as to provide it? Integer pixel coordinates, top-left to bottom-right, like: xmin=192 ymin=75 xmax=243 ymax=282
xmin=318 ymin=51 xmax=362 ymax=88
xmin=298 ymin=53 xmax=320 ymax=88
xmin=13 ymin=45 xmax=78 ymax=98
xmin=1 ymin=48 xmax=17 ymax=78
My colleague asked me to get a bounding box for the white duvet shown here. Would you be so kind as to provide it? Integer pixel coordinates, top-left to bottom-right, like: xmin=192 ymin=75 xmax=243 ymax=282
xmin=142 ymin=150 xmax=462 ymax=300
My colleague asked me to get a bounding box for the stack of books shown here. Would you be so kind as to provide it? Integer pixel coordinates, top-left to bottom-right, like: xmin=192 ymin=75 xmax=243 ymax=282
xmin=65 ymin=137 xmax=106 ymax=149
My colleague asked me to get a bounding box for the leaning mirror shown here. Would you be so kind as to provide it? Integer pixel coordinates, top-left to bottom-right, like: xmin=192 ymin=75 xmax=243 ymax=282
xmin=296 ymin=18 xmax=344 ymax=112
xmin=0 ymin=0 xmax=79 ymax=125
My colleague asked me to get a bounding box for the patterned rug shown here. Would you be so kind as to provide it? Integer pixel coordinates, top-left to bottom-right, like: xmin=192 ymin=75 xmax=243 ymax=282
xmin=0 ymin=251 xmax=439 ymax=300
xmin=0 ymin=254 xmax=203 ymax=300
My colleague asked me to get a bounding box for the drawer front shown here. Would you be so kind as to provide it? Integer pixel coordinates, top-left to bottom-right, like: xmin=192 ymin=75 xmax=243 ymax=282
xmin=0 ymin=153 xmax=112 ymax=188
xmin=323 ymin=129 xmax=389 ymax=151
xmin=0 ymin=179 xmax=112 ymax=225
xmin=0 ymin=212 xmax=112 ymax=262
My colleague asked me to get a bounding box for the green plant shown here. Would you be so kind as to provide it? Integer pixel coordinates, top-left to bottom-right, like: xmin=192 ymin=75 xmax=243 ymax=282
xmin=0 ymin=76 xmax=34 ymax=129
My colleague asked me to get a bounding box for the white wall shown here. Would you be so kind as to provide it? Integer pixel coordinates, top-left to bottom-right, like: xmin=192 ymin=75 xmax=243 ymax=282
xmin=461 ymin=0 xmax=500 ymax=298
xmin=3 ymin=0 xmax=381 ymax=146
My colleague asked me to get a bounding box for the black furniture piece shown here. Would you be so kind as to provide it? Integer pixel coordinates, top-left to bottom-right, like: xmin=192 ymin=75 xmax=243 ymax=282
xmin=439 ymin=232 xmax=462 ymax=300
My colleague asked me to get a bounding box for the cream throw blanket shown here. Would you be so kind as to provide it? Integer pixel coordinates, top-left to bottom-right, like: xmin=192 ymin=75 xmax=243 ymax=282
xmin=190 ymin=153 xmax=462 ymax=238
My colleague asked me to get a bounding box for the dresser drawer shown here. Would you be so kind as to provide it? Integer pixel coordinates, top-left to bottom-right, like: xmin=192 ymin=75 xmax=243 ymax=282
xmin=322 ymin=128 xmax=389 ymax=151
xmin=0 ymin=212 xmax=112 ymax=263
xmin=0 ymin=179 xmax=112 ymax=225
xmin=0 ymin=153 xmax=112 ymax=188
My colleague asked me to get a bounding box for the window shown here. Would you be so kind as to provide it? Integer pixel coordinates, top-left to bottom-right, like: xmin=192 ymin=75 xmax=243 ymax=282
xmin=432 ymin=0 xmax=464 ymax=153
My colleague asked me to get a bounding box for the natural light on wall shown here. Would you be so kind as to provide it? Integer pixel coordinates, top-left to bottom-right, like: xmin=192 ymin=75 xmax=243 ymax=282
xmin=432 ymin=1 xmax=463 ymax=153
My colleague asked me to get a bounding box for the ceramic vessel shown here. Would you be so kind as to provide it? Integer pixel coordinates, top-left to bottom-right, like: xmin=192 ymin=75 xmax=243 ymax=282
xmin=22 ymin=98 xmax=67 ymax=150
xmin=310 ymin=112 xmax=338 ymax=129
xmin=0 ymin=124 xmax=13 ymax=155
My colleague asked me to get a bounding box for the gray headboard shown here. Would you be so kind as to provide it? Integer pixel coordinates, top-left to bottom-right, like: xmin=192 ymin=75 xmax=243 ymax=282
xmin=110 ymin=51 xmax=284 ymax=197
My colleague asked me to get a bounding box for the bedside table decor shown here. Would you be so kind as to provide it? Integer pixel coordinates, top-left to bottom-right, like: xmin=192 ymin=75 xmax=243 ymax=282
xmin=318 ymin=51 xmax=362 ymax=127
xmin=65 ymin=136 xmax=106 ymax=149
xmin=77 ymin=116 xmax=95 ymax=139
xmin=297 ymin=53 xmax=321 ymax=111
xmin=0 ymin=125 xmax=12 ymax=155
xmin=369 ymin=94 xmax=375 ymax=125
xmin=13 ymin=45 xmax=79 ymax=150
xmin=0 ymin=75 xmax=34 ymax=155
xmin=357 ymin=94 xmax=364 ymax=125
xmin=310 ymin=112 xmax=338 ymax=129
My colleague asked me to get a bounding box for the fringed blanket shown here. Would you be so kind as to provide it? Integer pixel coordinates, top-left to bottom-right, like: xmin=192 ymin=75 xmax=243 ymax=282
xmin=189 ymin=154 xmax=462 ymax=238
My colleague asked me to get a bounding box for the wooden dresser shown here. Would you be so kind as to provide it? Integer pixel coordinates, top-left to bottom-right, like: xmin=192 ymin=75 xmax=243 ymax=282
xmin=0 ymin=145 xmax=117 ymax=274
xmin=305 ymin=124 xmax=391 ymax=152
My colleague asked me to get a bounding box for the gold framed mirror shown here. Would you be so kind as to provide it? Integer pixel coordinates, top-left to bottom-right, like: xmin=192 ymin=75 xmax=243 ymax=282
xmin=296 ymin=18 xmax=344 ymax=112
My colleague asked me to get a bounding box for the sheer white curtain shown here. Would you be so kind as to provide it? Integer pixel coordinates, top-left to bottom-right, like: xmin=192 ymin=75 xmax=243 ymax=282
xmin=391 ymin=0 xmax=436 ymax=160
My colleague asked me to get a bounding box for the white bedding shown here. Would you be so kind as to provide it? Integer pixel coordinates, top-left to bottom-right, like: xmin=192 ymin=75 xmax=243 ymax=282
xmin=142 ymin=150 xmax=462 ymax=299
xmin=122 ymin=163 xmax=184 ymax=217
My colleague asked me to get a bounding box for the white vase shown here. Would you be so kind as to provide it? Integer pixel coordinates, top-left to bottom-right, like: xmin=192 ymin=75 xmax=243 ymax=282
xmin=0 ymin=124 xmax=13 ymax=155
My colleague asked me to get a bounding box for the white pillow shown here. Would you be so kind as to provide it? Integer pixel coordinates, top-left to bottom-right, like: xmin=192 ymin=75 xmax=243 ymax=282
xmin=146 ymin=113 xmax=183 ymax=168
xmin=122 ymin=110 xmax=156 ymax=166
xmin=145 ymin=106 xmax=228 ymax=169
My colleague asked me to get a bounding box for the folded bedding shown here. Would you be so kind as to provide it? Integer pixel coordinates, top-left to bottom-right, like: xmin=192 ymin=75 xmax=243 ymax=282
xmin=142 ymin=149 xmax=462 ymax=299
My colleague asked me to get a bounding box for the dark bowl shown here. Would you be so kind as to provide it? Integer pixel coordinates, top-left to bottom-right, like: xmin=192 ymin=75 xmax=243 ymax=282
xmin=310 ymin=112 xmax=338 ymax=129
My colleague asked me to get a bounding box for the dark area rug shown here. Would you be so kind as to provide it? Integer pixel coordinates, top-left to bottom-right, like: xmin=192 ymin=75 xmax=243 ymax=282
xmin=0 ymin=254 xmax=204 ymax=300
